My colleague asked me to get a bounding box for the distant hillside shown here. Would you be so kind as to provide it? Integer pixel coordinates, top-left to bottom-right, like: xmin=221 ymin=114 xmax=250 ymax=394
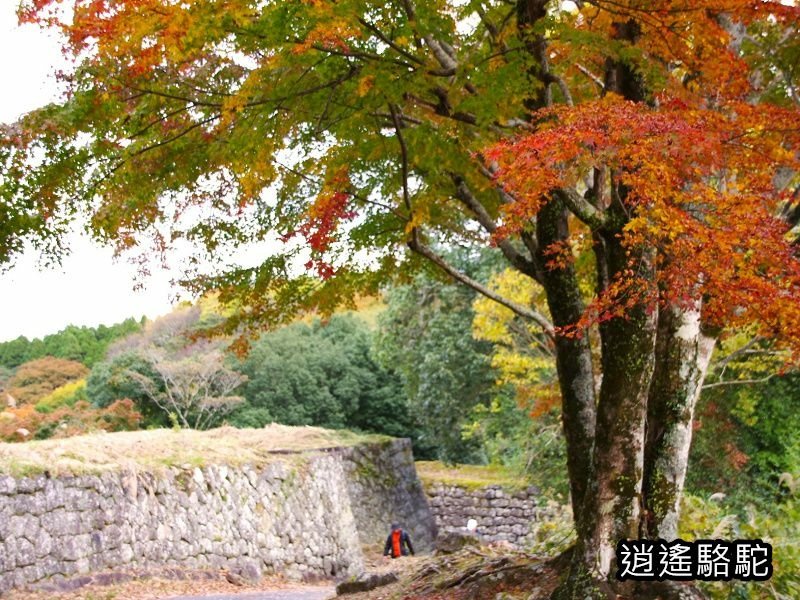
xmin=0 ymin=294 xmax=386 ymax=373
xmin=0 ymin=318 xmax=144 ymax=370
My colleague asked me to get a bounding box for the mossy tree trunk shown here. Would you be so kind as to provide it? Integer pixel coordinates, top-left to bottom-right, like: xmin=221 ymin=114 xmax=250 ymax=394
xmin=536 ymin=199 xmax=597 ymax=539
xmin=540 ymin=13 xmax=713 ymax=598
xmin=549 ymin=221 xmax=661 ymax=599
xmin=643 ymin=304 xmax=716 ymax=539
xmin=516 ymin=0 xmax=598 ymax=538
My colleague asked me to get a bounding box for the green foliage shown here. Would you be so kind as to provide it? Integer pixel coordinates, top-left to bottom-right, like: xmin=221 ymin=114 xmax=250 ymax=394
xmin=0 ymin=318 xmax=143 ymax=369
xmin=375 ymin=249 xmax=502 ymax=464
xmin=86 ymin=351 xmax=169 ymax=427
xmin=464 ymin=395 xmax=569 ymax=498
xmin=0 ymin=0 xmax=586 ymax=335
xmin=232 ymin=313 xmax=421 ymax=446
xmin=227 ymin=406 xmax=273 ymax=429
xmin=680 ymin=493 xmax=800 ymax=600
xmin=87 ymin=306 xmax=246 ymax=430
xmin=689 ymin=374 xmax=800 ymax=508
xmin=0 ymin=337 xmax=31 ymax=370
xmin=741 ymin=18 xmax=800 ymax=108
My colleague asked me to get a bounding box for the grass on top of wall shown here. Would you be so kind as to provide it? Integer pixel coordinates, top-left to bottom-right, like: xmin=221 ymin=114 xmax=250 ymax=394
xmin=0 ymin=425 xmax=390 ymax=478
xmin=415 ymin=460 xmax=531 ymax=493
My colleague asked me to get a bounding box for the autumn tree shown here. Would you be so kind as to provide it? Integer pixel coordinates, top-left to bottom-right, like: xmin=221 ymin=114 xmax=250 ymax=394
xmin=470 ymin=268 xmax=569 ymax=491
xmin=3 ymin=356 xmax=89 ymax=405
xmin=3 ymin=0 xmax=800 ymax=597
xmin=128 ymin=345 xmax=246 ymax=430
xmin=0 ymin=398 xmax=141 ymax=442
xmin=86 ymin=351 xmax=167 ymax=425
xmin=94 ymin=306 xmax=246 ymax=429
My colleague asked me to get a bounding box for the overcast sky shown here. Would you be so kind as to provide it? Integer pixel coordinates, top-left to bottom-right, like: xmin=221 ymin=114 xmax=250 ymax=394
xmin=0 ymin=5 xmax=179 ymax=342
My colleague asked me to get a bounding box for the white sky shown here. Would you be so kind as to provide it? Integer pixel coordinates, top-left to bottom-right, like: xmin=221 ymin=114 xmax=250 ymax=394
xmin=0 ymin=4 xmax=179 ymax=342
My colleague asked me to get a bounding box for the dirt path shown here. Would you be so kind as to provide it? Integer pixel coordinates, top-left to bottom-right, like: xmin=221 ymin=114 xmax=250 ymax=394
xmin=164 ymin=586 xmax=335 ymax=600
xmin=4 ymin=576 xmax=336 ymax=600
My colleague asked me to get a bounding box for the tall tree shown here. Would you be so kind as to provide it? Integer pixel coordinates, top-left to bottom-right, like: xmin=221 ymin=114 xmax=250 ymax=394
xmin=129 ymin=344 xmax=246 ymax=430
xmin=376 ymin=249 xmax=500 ymax=463
xmin=94 ymin=305 xmax=246 ymax=429
xmin=3 ymin=0 xmax=800 ymax=596
xmin=233 ymin=314 xmax=420 ymax=443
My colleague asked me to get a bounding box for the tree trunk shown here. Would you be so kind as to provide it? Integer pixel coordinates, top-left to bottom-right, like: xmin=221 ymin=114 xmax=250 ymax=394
xmin=643 ymin=303 xmax=716 ymax=539
xmin=516 ymin=5 xmax=710 ymax=597
xmin=536 ymin=199 xmax=597 ymax=536
xmin=554 ymin=234 xmax=659 ymax=599
xmin=516 ymin=0 xmax=598 ymax=536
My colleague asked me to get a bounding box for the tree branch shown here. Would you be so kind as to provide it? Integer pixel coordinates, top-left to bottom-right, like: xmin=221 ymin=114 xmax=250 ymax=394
xmin=404 ymin=91 xmax=479 ymax=126
xmin=388 ymin=104 xmax=545 ymax=334
xmin=369 ymin=111 xmax=424 ymax=126
xmin=555 ymin=188 xmax=608 ymax=230
xmin=576 ymin=62 xmax=605 ymax=91
xmin=424 ymin=35 xmax=459 ymax=75
xmin=358 ymin=18 xmax=425 ymax=66
xmin=702 ymin=375 xmax=776 ymax=389
xmin=546 ymin=73 xmax=574 ymax=106
xmin=310 ymin=42 xmax=417 ymax=69
xmin=451 ymin=174 xmax=542 ymax=283
xmin=129 ymin=115 xmax=220 ymax=158
xmin=389 ymin=104 xmax=413 ymax=217
xmin=399 ymin=0 xmax=416 ymax=21
xmin=408 ymin=237 xmax=555 ymax=339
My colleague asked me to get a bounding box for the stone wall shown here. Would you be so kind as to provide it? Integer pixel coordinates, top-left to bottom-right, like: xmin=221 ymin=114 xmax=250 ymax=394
xmin=343 ymin=439 xmax=436 ymax=551
xmin=424 ymin=482 xmax=570 ymax=548
xmin=0 ymin=438 xmax=435 ymax=594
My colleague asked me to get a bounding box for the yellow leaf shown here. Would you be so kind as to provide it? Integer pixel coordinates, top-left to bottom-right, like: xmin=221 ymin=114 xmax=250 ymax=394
xmin=357 ymin=75 xmax=375 ymax=97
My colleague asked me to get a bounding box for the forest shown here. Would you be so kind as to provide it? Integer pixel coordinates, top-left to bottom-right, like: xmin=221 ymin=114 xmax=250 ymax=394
xmin=1 ymin=0 xmax=799 ymax=598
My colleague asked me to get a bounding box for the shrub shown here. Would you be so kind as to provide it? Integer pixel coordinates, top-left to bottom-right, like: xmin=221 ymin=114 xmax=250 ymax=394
xmin=227 ymin=406 xmax=273 ymax=429
xmin=34 ymin=379 xmax=87 ymax=413
xmin=0 ymin=399 xmax=141 ymax=442
xmin=680 ymin=492 xmax=800 ymax=599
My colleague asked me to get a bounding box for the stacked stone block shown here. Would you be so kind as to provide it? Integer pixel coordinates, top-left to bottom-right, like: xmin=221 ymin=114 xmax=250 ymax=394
xmin=342 ymin=439 xmax=436 ymax=551
xmin=0 ymin=438 xmax=435 ymax=594
xmin=424 ymin=483 xmax=568 ymax=548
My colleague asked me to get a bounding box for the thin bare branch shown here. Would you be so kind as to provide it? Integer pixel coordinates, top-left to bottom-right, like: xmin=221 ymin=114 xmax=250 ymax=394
xmin=702 ymin=375 xmax=776 ymax=389
xmin=408 ymin=237 xmax=555 ymax=339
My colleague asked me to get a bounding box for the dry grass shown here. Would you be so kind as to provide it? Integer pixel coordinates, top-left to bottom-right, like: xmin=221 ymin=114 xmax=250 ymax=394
xmin=415 ymin=461 xmax=530 ymax=493
xmin=0 ymin=425 xmax=388 ymax=477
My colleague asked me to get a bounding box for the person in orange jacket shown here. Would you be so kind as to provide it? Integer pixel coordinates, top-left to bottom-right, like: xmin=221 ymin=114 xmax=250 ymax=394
xmin=383 ymin=522 xmax=415 ymax=558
